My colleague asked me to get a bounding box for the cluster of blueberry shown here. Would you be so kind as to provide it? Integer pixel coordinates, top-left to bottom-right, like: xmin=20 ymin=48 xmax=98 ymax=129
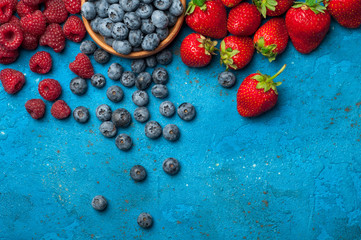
xmin=81 ymin=0 xmax=184 ymax=54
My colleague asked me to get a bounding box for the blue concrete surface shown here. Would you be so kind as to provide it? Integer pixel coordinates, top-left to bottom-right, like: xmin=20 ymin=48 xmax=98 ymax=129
xmin=1 ymin=10 xmax=361 ymax=240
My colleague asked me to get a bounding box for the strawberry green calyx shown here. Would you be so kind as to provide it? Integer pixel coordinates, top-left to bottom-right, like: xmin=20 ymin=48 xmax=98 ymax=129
xmin=253 ymin=0 xmax=278 ymax=18
xmin=255 ymin=37 xmax=277 ymax=62
xmin=252 ymin=64 xmax=286 ymax=94
xmin=186 ymin=0 xmax=207 ymax=15
xmin=293 ymin=0 xmax=326 ymax=14
xmin=220 ymin=40 xmax=240 ymax=70
xmin=197 ymin=35 xmax=218 ymax=55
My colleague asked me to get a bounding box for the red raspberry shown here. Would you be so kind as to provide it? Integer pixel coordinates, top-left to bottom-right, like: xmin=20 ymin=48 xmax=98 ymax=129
xmin=20 ymin=10 xmax=46 ymax=36
xmin=0 ymin=68 xmax=25 ymax=94
xmin=23 ymin=0 xmax=46 ymax=7
xmin=0 ymin=23 xmax=24 ymax=50
xmin=29 ymin=51 xmax=52 ymax=74
xmin=0 ymin=0 xmax=16 ymax=24
xmin=0 ymin=44 xmax=19 ymax=64
xmin=69 ymin=53 xmax=94 ymax=79
xmin=21 ymin=32 xmax=39 ymax=50
xmin=17 ymin=0 xmax=39 ymax=18
xmin=25 ymin=99 xmax=46 ymax=119
xmin=63 ymin=0 xmax=81 ymax=14
xmin=43 ymin=0 xmax=68 ymax=24
xmin=8 ymin=16 xmax=21 ymax=26
xmin=38 ymin=78 xmax=62 ymax=101
xmin=63 ymin=16 xmax=86 ymax=43
xmin=39 ymin=23 xmax=66 ymax=53
xmin=51 ymin=100 xmax=71 ymax=119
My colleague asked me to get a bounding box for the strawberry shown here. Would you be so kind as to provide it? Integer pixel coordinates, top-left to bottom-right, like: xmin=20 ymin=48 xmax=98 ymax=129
xmin=63 ymin=0 xmax=81 ymax=14
xmin=220 ymin=36 xmax=254 ymax=70
xmin=180 ymin=33 xmax=217 ymax=67
xmin=69 ymin=53 xmax=94 ymax=79
xmin=185 ymin=0 xmax=227 ymax=39
xmin=39 ymin=23 xmax=66 ymax=53
xmin=227 ymin=2 xmax=261 ymax=36
xmin=254 ymin=0 xmax=294 ymax=17
xmin=325 ymin=0 xmax=361 ymax=28
xmin=254 ymin=17 xmax=289 ymax=62
xmin=286 ymin=0 xmax=331 ymax=54
xmin=237 ymin=64 xmax=286 ymax=117
xmin=0 ymin=68 xmax=26 ymax=94
xmin=221 ymin=0 xmax=243 ymax=7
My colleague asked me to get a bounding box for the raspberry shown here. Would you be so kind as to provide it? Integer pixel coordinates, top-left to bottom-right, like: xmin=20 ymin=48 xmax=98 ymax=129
xmin=21 ymin=32 xmax=39 ymax=50
xmin=0 ymin=68 xmax=25 ymax=94
xmin=69 ymin=53 xmax=94 ymax=79
xmin=63 ymin=16 xmax=86 ymax=43
xmin=63 ymin=0 xmax=81 ymax=14
xmin=0 ymin=45 xmax=19 ymax=64
xmin=0 ymin=23 xmax=24 ymax=50
xmin=0 ymin=0 xmax=16 ymax=24
xmin=17 ymin=0 xmax=39 ymax=18
xmin=8 ymin=16 xmax=21 ymax=26
xmin=20 ymin=10 xmax=46 ymax=36
xmin=29 ymin=51 xmax=52 ymax=74
xmin=23 ymin=0 xmax=45 ymax=7
xmin=51 ymin=100 xmax=71 ymax=119
xmin=25 ymin=99 xmax=45 ymax=119
xmin=43 ymin=0 xmax=68 ymax=24
xmin=38 ymin=78 xmax=62 ymax=101
xmin=39 ymin=23 xmax=66 ymax=53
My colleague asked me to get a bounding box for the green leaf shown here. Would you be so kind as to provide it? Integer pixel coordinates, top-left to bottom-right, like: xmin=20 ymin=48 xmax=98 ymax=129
xmin=252 ymin=75 xmax=264 ymax=82
xmin=221 ymin=40 xmax=226 ymax=52
xmin=193 ymin=0 xmax=206 ymax=7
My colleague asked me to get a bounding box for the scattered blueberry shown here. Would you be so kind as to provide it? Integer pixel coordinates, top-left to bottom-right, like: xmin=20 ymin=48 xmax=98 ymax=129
xmin=128 ymin=30 xmax=143 ymax=47
xmin=177 ymin=102 xmax=196 ymax=121
xmin=112 ymin=22 xmax=129 ymax=40
xmin=152 ymin=67 xmax=168 ymax=84
xmin=135 ymin=72 xmax=152 ymax=90
xmin=120 ymin=0 xmax=140 ymax=12
xmin=80 ymin=40 xmax=97 ymax=55
xmin=81 ymin=2 xmax=96 ymax=20
xmin=96 ymin=0 xmax=109 ymax=18
xmin=145 ymin=121 xmax=162 ymax=139
xmin=90 ymin=17 xmax=102 ymax=33
xmin=131 ymin=59 xmax=146 ymax=73
xmin=169 ymin=0 xmax=184 ymax=16
xmin=112 ymin=108 xmax=132 ymax=127
xmin=141 ymin=19 xmax=155 ymax=34
xmin=108 ymin=63 xmax=124 ymax=80
xmin=91 ymin=73 xmax=106 ymax=88
xmin=156 ymin=49 xmax=172 ymax=65
xmin=98 ymin=18 xmax=114 ymax=38
xmin=70 ymin=77 xmax=88 ymax=96
xmin=96 ymin=104 xmax=112 ymax=121
xmin=163 ymin=158 xmax=180 ymax=175
xmin=137 ymin=213 xmax=153 ymax=229
xmin=218 ymin=71 xmax=236 ymax=88
xmin=73 ymin=106 xmax=90 ymax=123
xmin=107 ymin=0 xmax=118 ymax=3
xmin=132 ymin=90 xmax=149 ymax=106
xmin=133 ymin=107 xmax=150 ymax=123
xmin=153 ymin=0 xmax=172 ymax=10
xmin=94 ymin=48 xmax=111 ymax=64
xmin=141 ymin=0 xmax=153 ymax=4
xmin=135 ymin=3 xmax=154 ymax=19
xmin=162 ymin=124 xmax=180 ymax=141
xmin=145 ymin=56 xmax=157 ymax=68
xmin=106 ymin=85 xmax=124 ymax=102
xmin=142 ymin=33 xmax=160 ymax=51
xmin=112 ymin=40 xmax=132 ymax=55
xmin=91 ymin=195 xmax=108 ymax=211
xmin=156 ymin=28 xmax=168 ymax=41
xmin=151 ymin=84 xmax=168 ymax=98
xmin=99 ymin=121 xmax=117 ymax=138
xmin=115 ymin=133 xmax=133 ymax=151
xmin=130 ymin=165 xmax=147 ymax=182
xmin=151 ymin=10 xmax=168 ymax=29
xmin=165 ymin=11 xmax=177 ymax=27
xmin=105 ymin=37 xmax=115 ymax=46
xmin=124 ymin=12 xmax=141 ymax=30
xmin=120 ymin=71 xmax=136 ymax=87
xmin=108 ymin=4 xmax=124 ymax=22
xmin=159 ymin=101 xmax=175 ymax=117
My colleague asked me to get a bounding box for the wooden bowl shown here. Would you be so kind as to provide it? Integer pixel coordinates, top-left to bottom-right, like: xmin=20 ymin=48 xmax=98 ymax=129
xmin=81 ymin=0 xmax=186 ymax=59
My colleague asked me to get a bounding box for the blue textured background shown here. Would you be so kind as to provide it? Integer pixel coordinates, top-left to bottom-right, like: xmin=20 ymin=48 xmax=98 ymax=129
xmin=1 ymin=11 xmax=361 ymax=239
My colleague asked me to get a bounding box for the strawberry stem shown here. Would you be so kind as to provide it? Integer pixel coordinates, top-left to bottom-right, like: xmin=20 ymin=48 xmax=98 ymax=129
xmin=268 ymin=64 xmax=286 ymax=81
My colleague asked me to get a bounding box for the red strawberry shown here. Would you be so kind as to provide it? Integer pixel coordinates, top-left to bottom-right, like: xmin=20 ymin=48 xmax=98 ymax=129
xmin=29 ymin=51 xmax=52 ymax=74
xmin=185 ymin=0 xmax=227 ymax=39
xmin=51 ymin=100 xmax=71 ymax=119
xmin=25 ymin=99 xmax=46 ymax=119
xmin=254 ymin=0 xmax=294 ymax=18
xmin=0 ymin=45 xmax=19 ymax=64
xmin=0 ymin=68 xmax=25 ymax=94
xmin=326 ymin=0 xmax=361 ymax=28
xmin=21 ymin=32 xmax=39 ymax=50
xmin=23 ymin=0 xmax=46 ymax=7
xmin=63 ymin=0 xmax=81 ymax=14
xmin=38 ymin=78 xmax=62 ymax=101
xmin=227 ymin=2 xmax=261 ymax=36
xmin=286 ymin=0 xmax=331 ymax=54
xmin=39 ymin=23 xmax=66 ymax=53
xmin=0 ymin=0 xmax=16 ymax=24
xmin=254 ymin=17 xmax=289 ymax=62
xmin=221 ymin=0 xmax=243 ymax=7
xmin=63 ymin=15 xmax=86 ymax=43
xmin=43 ymin=0 xmax=69 ymax=24
xmin=237 ymin=64 xmax=286 ymax=117
xmin=17 ymin=0 xmax=39 ymax=18
xmin=20 ymin=10 xmax=47 ymax=36
xmin=220 ymin=36 xmax=254 ymax=70
xmin=180 ymin=33 xmax=217 ymax=68
xmin=69 ymin=53 xmax=95 ymax=79
xmin=0 ymin=23 xmax=24 ymax=50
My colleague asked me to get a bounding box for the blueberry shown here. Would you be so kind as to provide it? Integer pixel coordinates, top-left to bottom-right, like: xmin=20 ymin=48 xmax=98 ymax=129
xmin=151 ymin=10 xmax=168 ymax=29
xmin=162 ymin=158 xmax=180 ymax=175
xmin=141 ymin=0 xmax=153 ymax=3
xmin=128 ymin=30 xmax=143 ymax=47
xmin=73 ymin=106 xmax=90 ymax=123
xmin=145 ymin=121 xmax=162 ymax=139
xmin=94 ymin=48 xmax=111 ymax=64
xmin=165 ymin=11 xmax=177 ymax=27
xmin=107 ymin=0 xmax=118 ymax=3
xmin=142 ymin=33 xmax=160 ymax=51
xmin=120 ymin=0 xmax=140 ymax=12
xmin=115 ymin=133 xmax=133 ymax=151
xmin=141 ymin=19 xmax=155 ymax=34
xmin=218 ymin=71 xmax=236 ymax=88
xmin=156 ymin=49 xmax=172 ymax=65
xmin=81 ymin=2 xmax=96 ymax=20
xmin=135 ymin=72 xmax=152 ymax=90
xmin=153 ymin=0 xmax=172 ymax=10
xmin=90 ymin=17 xmax=102 ymax=33
xmin=70 ymin=77 xmax=88 ymax=96
xmin=169 ymin=0 xmax=184 ymax=16
xmin=159 ymin=101 xmax=175 ymax=117
xmin=177 ymin=102 xmax=196 ymax=121
xmin=108 ymin=4 xmax=124 ymax=22
xmin=99 ymin=121 xmax=117 ymax=138
xmin=96 ymin=0 xmax=109 ymax=18
xmin=96 ymin=104 xmax=112 ymax=121
xmin=112 ymin=40 xmax=132 ymax=55
xmin=132 ymin=90 xmax=149 ymax=106
xmin=108 ymin=63 xmax=124 ymax=80
xmin=98 ymin=18 xmax=114 ymax=38
xmin=131 ymin=59 xmax=146 ymax=73
xmin=91 ymin=73 xmax=106 ymax=88
xmin=91 ymin=195 xmax=108 ymax=211
xmin=112 ymin=108 xmax=132 ymax=127
xmin=152 ymin=67 xmax=168 ymax=84
xmin=151 ymin=84 xmax=168 ymax=98
xmin=105 ymin=37 xmax=115 ymax=46
xmin=112 ymin=22 xmax=129 ymax=40
xmin=124 ymin=12 xmax=141 ymax=30
xmin=107 ymin=85 xmax=124 ymax=102
xmin=137 ymin=213 xmax=153 ymax=229
xmin=120 ymin=71 xmax=136 ymax=87
xmin=135 ymin=3 xmax=154 ymax=19
xmin=133 ymin=107 xmax=150 ymax=122
xmin=133 ymin=47 xmax=143 ymax=52
xmin=130 ymin=165 xmax=147 ymax=182
xmin=162 ymin=124 xmax=180 ymax=141
xmin=80 ymin=40 xmax=97 ymax=55
xmin=145 ymin=56 xmax=157 ymax=68
xmin=156 ymin=28 xmax=168 ymax=41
